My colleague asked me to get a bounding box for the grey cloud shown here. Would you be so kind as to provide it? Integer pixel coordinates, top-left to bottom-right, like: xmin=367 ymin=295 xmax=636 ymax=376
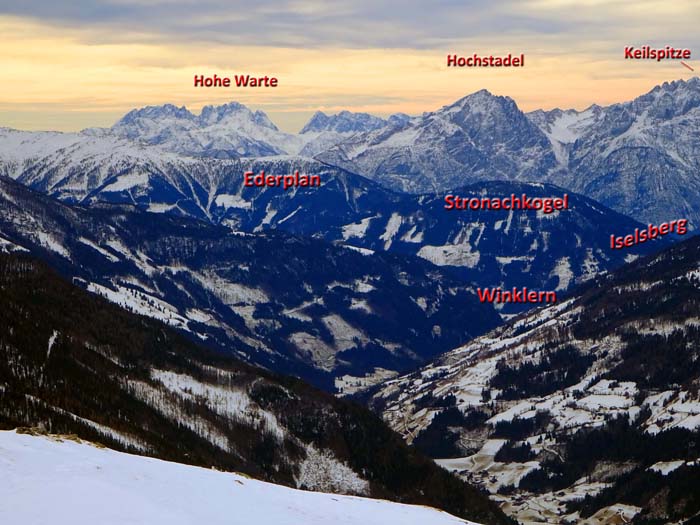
xmin=0 ymin=0 xmax=584 ymax=48
xmin=2 ymin=0 xmax=699 ymax=52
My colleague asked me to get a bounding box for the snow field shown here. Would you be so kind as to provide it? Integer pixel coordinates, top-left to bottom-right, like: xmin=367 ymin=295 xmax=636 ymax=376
xmin=0 ymin=430 xmax=474 ymax=525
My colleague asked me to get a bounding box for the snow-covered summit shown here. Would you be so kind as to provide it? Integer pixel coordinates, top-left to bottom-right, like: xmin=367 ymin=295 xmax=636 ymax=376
xmin=317 ymin=88 xmax=557 ymax=193
xmin=111 ymin=101 xmax=298 ymax=157
xmin=441 ymin=89 xmax=508 ymax=113
xmin=387 ymin=112 xmax=411 ymax=126
xmin=198 ymin=102 xmax=279 ymax=129
xmin=300 ymin=110 xmax=388 ymax=134
xmin=118 ymin=103 xmax=196 ymax=125
xmin=297 ymin=110 xmax=393 ymax=156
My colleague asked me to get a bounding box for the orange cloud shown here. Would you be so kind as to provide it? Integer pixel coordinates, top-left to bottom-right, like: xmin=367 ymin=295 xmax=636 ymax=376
xmin=0 ymin=15 xmax=696 ymax=132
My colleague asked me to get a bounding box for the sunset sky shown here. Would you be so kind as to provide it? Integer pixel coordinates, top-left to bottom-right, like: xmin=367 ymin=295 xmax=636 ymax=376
xmin=1 ymin=0 xmax=699 ymax=132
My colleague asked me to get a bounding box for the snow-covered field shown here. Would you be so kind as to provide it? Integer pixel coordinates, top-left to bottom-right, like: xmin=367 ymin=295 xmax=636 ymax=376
xmin=0 ymin=430 xmax=475 ymax=525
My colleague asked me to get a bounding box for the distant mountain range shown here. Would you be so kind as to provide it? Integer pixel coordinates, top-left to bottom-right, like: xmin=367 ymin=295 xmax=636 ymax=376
xmin=3 ymin=78 xmax=700 ymax=229
xmin=317 ymin=89 xmax=558 ymax=193
xmin=108 ymin=103 xmax=407 ymax=159
xmin=369 ymin=234 xmax=700 ymax=524
xmin=319 ymin=79 xmax=700 ymax=228
xmin=110 ymin=101 xmax=299 ymax=157
xmin=0 ymin=79 xmax=694 ymax=376
xmin=298 ymin=110 xmax=408 ymax=157
xmin=300 ymin=110 xmax=390 ymax=134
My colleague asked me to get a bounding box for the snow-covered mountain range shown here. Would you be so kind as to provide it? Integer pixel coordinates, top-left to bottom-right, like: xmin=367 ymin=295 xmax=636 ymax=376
xmin=0 ymin=127 xmax=672 ymax=314
xmin=4 ymin=76 xmax=700 ymax=525
xmin=317 ymin=78 xmax=700 ymax=228
xmin=111 ymin=102 xmax=300 ymax=157
xmin=301 ymin=110 xmax=390 ymax=134
xmin=369 ymin=235 xmax=700 ymax=524
xmin=317 ymin=90 xmax=558 ymax=193
xmin=108 ymin=103 xmax=398 ymax=159
xmin=297 ymin=110 xmax=404 ymax=157
xmin=530 ymin=78 xmax=700 ymax=228
xmin=4 ymin=78 xmax=700 ymax=228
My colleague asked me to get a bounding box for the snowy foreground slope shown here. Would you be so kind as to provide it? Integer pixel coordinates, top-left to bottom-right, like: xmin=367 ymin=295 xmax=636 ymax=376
xmin=0 ymin=430 xmax=475 ymax=525
xmin=0 ymin=251 xmax=510 ymax=524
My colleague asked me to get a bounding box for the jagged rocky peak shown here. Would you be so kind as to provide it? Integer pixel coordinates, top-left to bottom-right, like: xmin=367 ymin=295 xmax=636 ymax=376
xmin=116 ymin=103 xmax=196 ymax=125
xmin=654 ymin=76 xmax=700 ymax=93
xmin=252 ymin=109 xmax=278 ymax=129
xmin=198 ymin=102 xmax=279 ymax=130
xmin=300 ymin=110 xmax=387 ymax=134
xmin=629 ymin=76 xmax=700 ymax=118
xmin=428 ymin=88 xmax=544 ymax=142
xmin=560 ymin=76 xmax=700 ymax=146
xmin=113 ymin=100 xmax=280 ymax=131
xmin=108 ymin=100 xmax=294 ymax=156
xmin=441 ymin=88 xmax=518 ymax=116
xmin=525 ymin=104 xmax=605 ymax=149
xmin=300 ymin=110 xmax=331 ymax=132
xmin=199 ymin=101 xmax=247 ymax=122
xmin=530 ymin=103 xmax=603 ymax=121
xmin=528 ymin=106 xmax=582 ymax=125
xmin=387 ymin=112 xmax=411 ymax=126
